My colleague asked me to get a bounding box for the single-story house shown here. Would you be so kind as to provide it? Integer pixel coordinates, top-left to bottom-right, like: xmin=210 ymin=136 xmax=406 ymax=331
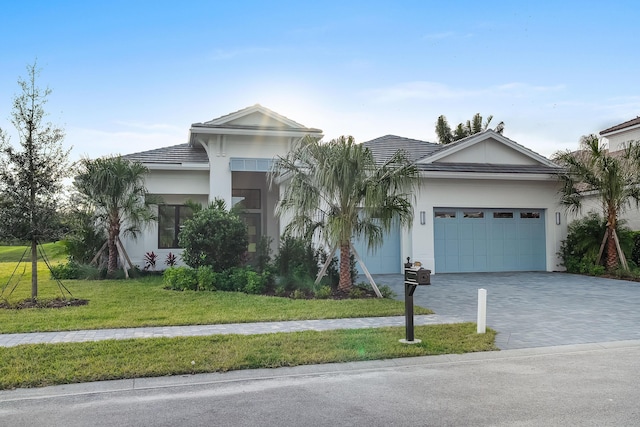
xmin=123 ymin=104 xmax=567 ymax=274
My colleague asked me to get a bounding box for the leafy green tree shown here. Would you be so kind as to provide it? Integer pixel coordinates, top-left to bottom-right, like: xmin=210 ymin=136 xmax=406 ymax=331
xmin=554 ymin=134 xmax=640 ymax=270
xmin=270 ymin=135 xmax=418 ymax=292
xmin=0 ymin=62 xmax=70 ymax=300
xmin=178 ymin=199 xmax=248 ymax=271
xmin=74 ymin=156 xmax=157 ymax=275
xmin=436 ymin=113 xmax=505 ymax=144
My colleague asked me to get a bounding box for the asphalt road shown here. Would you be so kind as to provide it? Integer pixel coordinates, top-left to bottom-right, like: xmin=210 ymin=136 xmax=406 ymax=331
xmin=1 ymin=340 xmax=639 ymax=426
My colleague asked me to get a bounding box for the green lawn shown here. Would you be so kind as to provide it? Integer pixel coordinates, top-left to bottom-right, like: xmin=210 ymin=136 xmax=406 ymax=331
xmin=0 ymin=323 xmax=497 ymax=389
xmin=0 ymin=241 xmax=67 ymax=263
xmin=0 ymin=261 xmax=432 ymax=334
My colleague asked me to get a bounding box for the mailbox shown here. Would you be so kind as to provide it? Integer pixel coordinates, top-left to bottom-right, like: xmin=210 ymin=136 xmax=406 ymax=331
xmin=401 ymin=258 xmax=431 ymax=344
xmin=404 ymin=265 xmax=431 ymax=286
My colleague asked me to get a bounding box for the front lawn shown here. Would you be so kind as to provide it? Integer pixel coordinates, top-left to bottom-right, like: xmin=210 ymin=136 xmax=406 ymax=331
xmin=0 ymin=268 xmax=432 ymax=334
xmin=0 ymin=323 xmax=497 ymax=389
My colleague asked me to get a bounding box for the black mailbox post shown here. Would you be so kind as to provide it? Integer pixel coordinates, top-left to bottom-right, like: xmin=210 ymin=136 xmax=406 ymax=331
xmin=403 ymin=257 xmax=431 ymax=343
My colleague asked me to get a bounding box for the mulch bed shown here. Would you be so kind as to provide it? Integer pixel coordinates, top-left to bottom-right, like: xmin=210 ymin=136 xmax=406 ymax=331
xmin=0 ymin=298 xmax=89 ymax=310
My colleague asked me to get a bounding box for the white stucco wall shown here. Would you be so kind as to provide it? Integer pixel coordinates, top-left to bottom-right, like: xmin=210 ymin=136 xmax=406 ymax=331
xmin=410 ymin=177 xmax=567 ymax=273
xmin=436 ymin=139 xmax=539 ymax=165
xmin=603 ymin=127 xmax=640 ymax=152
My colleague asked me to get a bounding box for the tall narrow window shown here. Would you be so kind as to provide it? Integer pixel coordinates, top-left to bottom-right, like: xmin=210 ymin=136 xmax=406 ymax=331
xmin=158 ymin=205 xmax=193 ymax=249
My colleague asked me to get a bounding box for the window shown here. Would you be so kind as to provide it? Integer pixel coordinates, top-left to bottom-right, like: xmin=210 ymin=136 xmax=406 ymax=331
xmin=158 ymin=205 xmax=193 ymax=249
xmin=493 ymin=212 xmax=513 ymax=219
xmin=232 ymin=189 xmax=261 ymax=209
xmin=520 ymin=211 xmax=541 ymax=219
xmin=435 ymin=211 xmax=456 ymax=218
xmin=463 ymin=211 xmax=484 ymax=218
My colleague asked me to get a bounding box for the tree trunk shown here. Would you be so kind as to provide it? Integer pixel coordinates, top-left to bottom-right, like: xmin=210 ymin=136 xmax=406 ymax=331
xmin=107 ymin=219 xmax=120 ymax=275
xmin=338 ymin=242 xmax=352 ymax=293
xmin=606 ymin=226 xmax=618 ymax=270
xmin=31 ymin=238 xmax=37 ymax=301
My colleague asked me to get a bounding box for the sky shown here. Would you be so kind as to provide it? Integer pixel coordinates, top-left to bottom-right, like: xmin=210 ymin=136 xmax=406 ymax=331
xmin=0 ymin=1 xmax=639 ymax=161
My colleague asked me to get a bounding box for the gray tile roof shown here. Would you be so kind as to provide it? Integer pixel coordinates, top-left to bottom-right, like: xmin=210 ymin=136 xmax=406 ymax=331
xmin=364 ymin=135 xmax=442 ymax=163
xmin=364 ymin=133 xmax=561 ymax=175
xmin=123 ymin=143 xmax=208 ymax=165
xmin=600 ymin=116 xmax=640 ymax=135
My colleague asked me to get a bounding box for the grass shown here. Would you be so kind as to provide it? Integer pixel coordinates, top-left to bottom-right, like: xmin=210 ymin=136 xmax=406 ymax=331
xmin=0 ymin=323 xmax=497 ymax=389
xmin=0 ymin=264 xmax=432 ymax=334
xmin=0 ymin=241 xmax=67 ymax=263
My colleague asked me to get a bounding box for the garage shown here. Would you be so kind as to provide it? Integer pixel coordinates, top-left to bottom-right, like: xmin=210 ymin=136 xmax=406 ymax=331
xmin=434 ymin=208 xmax=546 ymax=273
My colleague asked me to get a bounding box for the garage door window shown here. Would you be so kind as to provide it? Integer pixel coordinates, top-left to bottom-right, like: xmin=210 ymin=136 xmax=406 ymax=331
xmin=520 ymin=211 xmax=541 ymax=219
xmin=435 ymin=211 xmax=456 ymax=218
xmin=493 ymin=212 xmax=513 ymax=218
xmin=464 ymin=211 xmax=484 ymax=218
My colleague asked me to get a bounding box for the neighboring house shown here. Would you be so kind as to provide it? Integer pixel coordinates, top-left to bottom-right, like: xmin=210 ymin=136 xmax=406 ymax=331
xmin=597 ymin=116 xmax=640 ymax=230
xmin=122 ymin=105 xmax=567 ymax=274
xmin=600 ymin=116 xmax=640 ymax=152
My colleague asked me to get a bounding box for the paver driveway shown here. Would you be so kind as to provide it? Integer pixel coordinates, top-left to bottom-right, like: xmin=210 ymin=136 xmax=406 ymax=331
xmin=375 ymin=272 xmax=640 ymax=349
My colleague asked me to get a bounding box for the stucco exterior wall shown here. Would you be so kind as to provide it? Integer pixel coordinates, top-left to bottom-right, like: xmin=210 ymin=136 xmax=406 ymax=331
xmin=436 ymin=139 xmax=539 ymax=165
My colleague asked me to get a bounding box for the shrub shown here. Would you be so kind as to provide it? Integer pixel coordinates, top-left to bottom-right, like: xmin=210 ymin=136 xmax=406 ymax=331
xmin=196 ymin=265 xmax=217 ymax=291
xmin=144 ymin=251 xmax=158 ymax=271
xmin=50 ymin=261 xmax=80 ymax=280
xmin=315 ymin=285 xmax=332 ymax=299
xmin=179 ymin=199 xmax=248 ymax=271
xmin=163 ymin=266 xmax=197 ymax=291
xmin=357 ymin=282 xmax=397 ymax=299
xmin=165 ymin=252 xmax=177 ymax=267
xmin=560 ymin=212 xmax=634 ymax=274
xmin=275 ymin=236 xmax=320 ymax=292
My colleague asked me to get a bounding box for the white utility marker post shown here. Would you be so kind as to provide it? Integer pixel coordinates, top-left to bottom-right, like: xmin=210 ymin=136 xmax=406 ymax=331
xmin=477 ymin=288 xmax=487 ymax=334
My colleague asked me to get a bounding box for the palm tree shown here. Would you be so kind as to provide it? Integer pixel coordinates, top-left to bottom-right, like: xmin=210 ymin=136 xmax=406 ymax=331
xmin=436 ymin=113 xmax=504 ymax=144
xmin=270 ymin=135 xmax=418 ymax=292
xmin=553 ymin=134 xmax=640 ymax=270
xmin=74 ymin=156 xmax=158 ymax=275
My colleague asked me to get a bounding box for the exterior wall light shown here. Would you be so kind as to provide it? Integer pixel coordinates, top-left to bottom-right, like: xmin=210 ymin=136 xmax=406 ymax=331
xmin=420 ymin=211 xmax=426 ymax=225
xmin=555 ymin=212 xmax=561 ymax=225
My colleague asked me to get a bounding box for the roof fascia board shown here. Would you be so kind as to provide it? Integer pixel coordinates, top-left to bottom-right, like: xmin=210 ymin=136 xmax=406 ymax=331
xmin=419 ymin=170 xmax=558 ymax=181
xmin=144 ymin=163 xmax=210 ymax=171
xmin=601 ymin=123 xmax=640 ymax=137
xmin=190 ymin=126 xmax=323 ymax=138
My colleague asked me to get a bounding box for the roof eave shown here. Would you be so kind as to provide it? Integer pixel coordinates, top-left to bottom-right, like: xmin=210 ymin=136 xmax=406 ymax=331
xmin=419 ymin=171 xmax=559 ymax=181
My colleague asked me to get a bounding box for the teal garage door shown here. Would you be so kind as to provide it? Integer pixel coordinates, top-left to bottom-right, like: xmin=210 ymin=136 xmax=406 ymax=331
xmin=352 ymin=220 xmax=401 ymax=274
xmin=434 ymin=208 xmax=546 ymax=273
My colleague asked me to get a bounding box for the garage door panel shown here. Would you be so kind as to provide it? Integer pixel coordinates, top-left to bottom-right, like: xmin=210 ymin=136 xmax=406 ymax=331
xmin=434 ymin=208 xmax=546 ymax=273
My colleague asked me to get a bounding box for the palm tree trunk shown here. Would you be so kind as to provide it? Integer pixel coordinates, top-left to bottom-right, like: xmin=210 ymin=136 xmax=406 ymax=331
xmin=107 ymin=219 xmax=120 ymax=275
xmin=338 ymin=242 xmax=352 ymax=292
xmin=606 ymin=226 xmax=618 ymax=270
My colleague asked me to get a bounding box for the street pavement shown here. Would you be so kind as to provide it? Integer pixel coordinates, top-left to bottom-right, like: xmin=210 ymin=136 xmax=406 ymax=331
xmin=1 ymin=340 xmax=639 ymax=426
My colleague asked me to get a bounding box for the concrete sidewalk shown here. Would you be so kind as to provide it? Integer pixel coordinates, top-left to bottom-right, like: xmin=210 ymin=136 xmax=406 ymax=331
xmin=0 ymin=314 xmax=464 ymax=347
